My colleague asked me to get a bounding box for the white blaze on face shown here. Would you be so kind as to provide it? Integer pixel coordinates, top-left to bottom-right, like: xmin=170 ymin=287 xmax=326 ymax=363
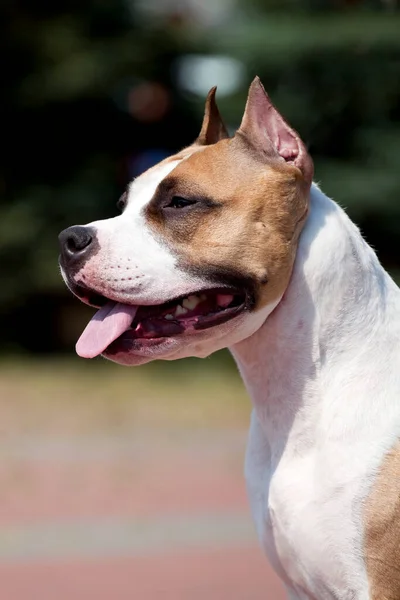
xmin=76 ymin=157 xmax=207 ymax=306
xmin=122 ymin=159 xmax=183 ymax=286
xmin=126 ymin=159 xmax=182 ymax=213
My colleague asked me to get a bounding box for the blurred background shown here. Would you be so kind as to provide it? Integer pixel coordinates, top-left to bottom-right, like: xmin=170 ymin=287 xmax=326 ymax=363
xmin=0 ymin=0 xmax=399 ymax=598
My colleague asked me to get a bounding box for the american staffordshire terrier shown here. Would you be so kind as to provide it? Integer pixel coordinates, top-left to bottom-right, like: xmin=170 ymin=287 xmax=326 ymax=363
xmin=59 ymin=77 xmax=400 ymax=599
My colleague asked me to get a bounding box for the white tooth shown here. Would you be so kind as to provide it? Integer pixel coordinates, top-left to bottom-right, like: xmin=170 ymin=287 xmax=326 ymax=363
xmin=182 ymin=295 xmax=201 ymax=310
xmin=175 ymin=305 xmax=188 ymax=317
xmin=165 ymin=314 xmax=174 ymax=320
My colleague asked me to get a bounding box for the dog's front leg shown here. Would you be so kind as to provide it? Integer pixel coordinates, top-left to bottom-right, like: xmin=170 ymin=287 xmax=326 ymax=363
xmin=244 ymin=409 xmax=271 ymax=537
xmin=245 ymin=410 xmax=290 ymax=589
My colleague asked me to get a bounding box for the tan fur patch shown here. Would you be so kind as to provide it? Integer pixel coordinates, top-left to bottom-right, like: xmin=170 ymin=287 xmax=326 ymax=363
xmin=146 ymin=135 xmax=309 ymax=311
xmin=364 ymin=441 xmax=400 ymax=599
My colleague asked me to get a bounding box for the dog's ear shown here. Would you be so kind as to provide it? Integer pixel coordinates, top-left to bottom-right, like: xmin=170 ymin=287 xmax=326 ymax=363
xmin=196 ymin=87 xmax=229 ymax=146
xmin=237 ymin=77 xmax=313 ymax=184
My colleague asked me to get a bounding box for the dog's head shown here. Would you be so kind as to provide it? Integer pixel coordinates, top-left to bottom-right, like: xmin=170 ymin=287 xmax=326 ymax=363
xmin=59 ymin=77 xmax=313 ymax=365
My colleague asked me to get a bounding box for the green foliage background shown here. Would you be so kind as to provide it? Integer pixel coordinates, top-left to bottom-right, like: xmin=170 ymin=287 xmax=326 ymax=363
xmin=1 ymin=0 xmax=399 ymax=355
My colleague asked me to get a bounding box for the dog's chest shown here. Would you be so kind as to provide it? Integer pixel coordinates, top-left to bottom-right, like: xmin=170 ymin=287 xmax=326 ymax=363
xmin=245 ymin=413 xmax=369 ymax=598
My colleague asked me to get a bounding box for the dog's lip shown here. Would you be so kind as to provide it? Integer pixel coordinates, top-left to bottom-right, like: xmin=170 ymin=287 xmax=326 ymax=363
xmin=102 ymin=336 xmax=182 ymax=365
xmin=65 ymin=282 xmax=113 ymax=308
xmin=67 ymin=281 xmax=248 ymax=310
xmin=103 ymin=336 xmax=175 ymax=357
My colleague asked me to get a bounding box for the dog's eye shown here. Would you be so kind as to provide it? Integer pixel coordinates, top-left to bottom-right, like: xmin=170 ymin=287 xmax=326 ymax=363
xmin=166 ymin=196 xmax=196 ymax=209
xmin=117 ymin=192 xmax=127 ymax=213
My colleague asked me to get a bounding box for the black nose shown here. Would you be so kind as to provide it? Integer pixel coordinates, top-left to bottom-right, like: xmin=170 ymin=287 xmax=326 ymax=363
xmin=59 ymin=225 xmax=94 ymax=262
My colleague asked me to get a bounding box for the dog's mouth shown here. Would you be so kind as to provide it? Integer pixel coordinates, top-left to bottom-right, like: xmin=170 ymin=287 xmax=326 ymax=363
xmin=130 ymin=288 xmax=245 ymax=335
xmin=75 ymin=288 xmax=247 ymax=359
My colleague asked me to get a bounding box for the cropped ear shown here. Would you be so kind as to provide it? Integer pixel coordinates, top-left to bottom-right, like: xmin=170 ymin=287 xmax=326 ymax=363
xmin=238 ymin=77 xmax=313 ymax=184
xmin=196 ymin=87 xmax=229 ymax=146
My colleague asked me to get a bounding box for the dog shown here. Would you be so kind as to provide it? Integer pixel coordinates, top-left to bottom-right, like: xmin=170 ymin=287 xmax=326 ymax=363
xmin=59 ymin=77 xmax=400 ymax=599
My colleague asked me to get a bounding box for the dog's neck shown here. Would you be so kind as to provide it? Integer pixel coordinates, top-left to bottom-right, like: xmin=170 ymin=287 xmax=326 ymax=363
xmin=231 ymin=184 xmax=397 ymax=460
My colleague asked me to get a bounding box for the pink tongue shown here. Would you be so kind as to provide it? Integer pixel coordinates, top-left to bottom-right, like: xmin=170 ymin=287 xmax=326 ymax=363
xmin=76 ymin=301 xmax=138 ymax=359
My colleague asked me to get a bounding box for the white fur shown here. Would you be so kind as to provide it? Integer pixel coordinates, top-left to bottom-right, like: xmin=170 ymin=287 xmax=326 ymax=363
xmin=231 ymin=184 xmax=400 ymax=599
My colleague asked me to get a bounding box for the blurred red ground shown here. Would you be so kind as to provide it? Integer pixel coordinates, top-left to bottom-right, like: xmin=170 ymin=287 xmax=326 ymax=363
xmin=0 ymin=429 xmax=286 ymax=599
xmin=0 ymin=549 xmax=284 ymax=600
